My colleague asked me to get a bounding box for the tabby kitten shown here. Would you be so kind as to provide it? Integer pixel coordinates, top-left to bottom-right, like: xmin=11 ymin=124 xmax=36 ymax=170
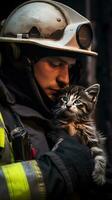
xmin=52 ymin=84 xmax=106 ymax=185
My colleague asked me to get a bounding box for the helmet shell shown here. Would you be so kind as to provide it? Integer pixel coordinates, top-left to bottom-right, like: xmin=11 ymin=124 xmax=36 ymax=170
xmin=0 ymin=0 xmax=97 ymax=56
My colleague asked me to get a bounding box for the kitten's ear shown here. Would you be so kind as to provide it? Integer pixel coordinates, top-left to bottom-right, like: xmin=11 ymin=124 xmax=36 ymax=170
xmin=85 ymin=84 xmax=100 ymax=103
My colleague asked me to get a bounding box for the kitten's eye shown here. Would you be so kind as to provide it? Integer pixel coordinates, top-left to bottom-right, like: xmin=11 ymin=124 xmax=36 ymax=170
xmin=62 ymin=96 xmax=68 ymax=102
xmin=74 ymin=99 xmax=81 ymax=104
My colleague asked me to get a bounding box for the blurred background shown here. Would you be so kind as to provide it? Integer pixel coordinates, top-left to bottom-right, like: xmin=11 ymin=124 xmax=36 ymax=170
xmin=0 ymin=0 xmax=112 ymax=161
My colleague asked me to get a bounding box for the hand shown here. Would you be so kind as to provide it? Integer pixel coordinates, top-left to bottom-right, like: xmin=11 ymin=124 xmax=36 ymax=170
xmin=54 ymin=130 xmax=94 ymax=190
xmin=39 ymin=130 xmax=94 ymax=199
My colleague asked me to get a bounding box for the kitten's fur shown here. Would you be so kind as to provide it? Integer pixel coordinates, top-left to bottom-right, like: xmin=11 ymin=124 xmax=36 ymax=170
xmin=52 ymin=84 xmax=107 ymax=185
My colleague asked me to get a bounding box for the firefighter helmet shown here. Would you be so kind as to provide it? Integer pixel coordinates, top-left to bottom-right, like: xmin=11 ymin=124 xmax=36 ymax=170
xmin=0 ymin=0 xmax=97 ymax=56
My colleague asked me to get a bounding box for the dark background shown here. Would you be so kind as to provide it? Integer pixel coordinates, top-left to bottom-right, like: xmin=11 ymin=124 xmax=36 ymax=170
xmin=0 ymin=0 xmax=112 ymax=161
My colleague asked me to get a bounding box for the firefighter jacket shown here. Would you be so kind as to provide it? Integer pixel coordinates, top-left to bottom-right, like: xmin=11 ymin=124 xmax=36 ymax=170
xmin=0 ymin=78 xmax=96 ymax=200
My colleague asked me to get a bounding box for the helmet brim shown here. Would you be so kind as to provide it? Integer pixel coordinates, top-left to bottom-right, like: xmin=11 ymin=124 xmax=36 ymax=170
xmin=0 ymin=36 xmax=98 ymax=57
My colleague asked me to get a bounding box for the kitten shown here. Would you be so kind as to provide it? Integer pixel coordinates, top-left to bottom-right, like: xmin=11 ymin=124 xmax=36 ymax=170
xmin=52 ymin=84 xmax=107 ymax=185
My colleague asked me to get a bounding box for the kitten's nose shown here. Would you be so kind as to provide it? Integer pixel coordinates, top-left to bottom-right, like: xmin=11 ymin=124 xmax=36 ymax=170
xmin=66 ymin=104 xmax=71 ymax=109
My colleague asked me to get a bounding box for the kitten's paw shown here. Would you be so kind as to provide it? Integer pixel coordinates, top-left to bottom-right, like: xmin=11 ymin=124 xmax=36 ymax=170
xmin=92 ymin=170 xmax=106 ymax=185
xmin=92 ymin=155 xmax=106 ymax=185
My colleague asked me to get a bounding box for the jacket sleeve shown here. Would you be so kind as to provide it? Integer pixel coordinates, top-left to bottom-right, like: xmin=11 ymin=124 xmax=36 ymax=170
xmin=0 ymin=160 xmax=46 ymax=200
xmin=38 ymin=134 xmax=94 ymax=200
xmin=0 ymin=136 xmax=94 ymax=200
xmin=0 ymin=113 xmax=46 ymax=200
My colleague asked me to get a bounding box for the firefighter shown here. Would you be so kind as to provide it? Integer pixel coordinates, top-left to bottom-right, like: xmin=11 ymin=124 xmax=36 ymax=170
xmin=0 ymin=0 xmax=100 ymax=199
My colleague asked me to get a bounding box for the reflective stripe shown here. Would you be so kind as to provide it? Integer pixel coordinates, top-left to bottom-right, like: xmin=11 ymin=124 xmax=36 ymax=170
xmin=22 ymin=161 xmax=40 ymax=200
xmin=22 ymin=160 xmax=46 ymax=200
xmin=0 ymin=112 xmax=5 ymax=125
xmin=0 ymin=113 xmax=5 ymax=148
xmin=1 ymin=162 xmax=31 ymax=200
xmin=31 ymin=160 xmax=46 ymax=199
xmin=0 ymin=125 xmax=5 ymax=148
xmin=0 ymin=112 xmax=15 ymax=164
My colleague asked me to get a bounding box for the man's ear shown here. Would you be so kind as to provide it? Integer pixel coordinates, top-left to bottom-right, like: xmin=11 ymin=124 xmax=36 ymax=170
xmin=85 ymin=83 xmax=100 ymax=103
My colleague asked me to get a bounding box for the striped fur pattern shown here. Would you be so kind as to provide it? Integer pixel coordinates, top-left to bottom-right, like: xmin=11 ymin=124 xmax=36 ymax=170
xmin=52 ymin=84 xmax=107 ymax=185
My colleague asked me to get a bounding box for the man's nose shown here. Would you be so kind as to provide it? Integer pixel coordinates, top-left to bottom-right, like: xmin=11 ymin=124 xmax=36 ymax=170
xmin=56 ymin=65 xmax=69 ymax=87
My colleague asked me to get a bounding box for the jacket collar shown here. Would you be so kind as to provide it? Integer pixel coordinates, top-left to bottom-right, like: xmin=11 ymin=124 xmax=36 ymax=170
xmin=0 ymin=79 xmax=50 ymax=123
xmin=11 ymin=104 xmax=48 ymax=121
xmin=0 ymin=79 xmax=15 ymax=105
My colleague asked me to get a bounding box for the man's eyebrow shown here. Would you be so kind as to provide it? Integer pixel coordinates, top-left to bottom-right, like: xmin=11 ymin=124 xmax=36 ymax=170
xmin=53 ymin=57 xmax=72 ymax=64
xmin=57 ymin=57 xmax=66 ymax=63
xmin=46 ymin=57 xmax=66 ymax=64
xmin=46 ymin=57 xmax=76 ymax=65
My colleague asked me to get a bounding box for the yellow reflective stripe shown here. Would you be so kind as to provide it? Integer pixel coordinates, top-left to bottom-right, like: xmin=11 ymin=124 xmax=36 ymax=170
xmin=0 ymin=113 xmax=5 ymax=148
xmin=0 ymin=125 xmax=5 ymax=148
xmin=1 ymin=162 xmax=31 ymax=200
xmin=0 ymin=112 xmax=15 ymax=163
xmin=0 ymin=112 xmax=5 ymax=125
xmin=31 ymin=160 xmax=46 ymax=200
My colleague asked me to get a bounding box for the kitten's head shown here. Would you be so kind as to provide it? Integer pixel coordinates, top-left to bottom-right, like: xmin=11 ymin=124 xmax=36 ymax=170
xmin=52 ymin=84 xmax=100 ymax=122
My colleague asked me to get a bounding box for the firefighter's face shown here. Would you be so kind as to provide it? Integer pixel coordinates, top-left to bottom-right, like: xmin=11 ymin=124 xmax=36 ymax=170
xmin=33 ymin=56 xmax=76 ymax=99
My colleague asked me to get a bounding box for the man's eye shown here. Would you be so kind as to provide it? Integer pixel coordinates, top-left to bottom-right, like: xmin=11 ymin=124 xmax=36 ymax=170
xmin=52 ymin=63 xmax=60 ymax=67
xmin=49 ymin=61 xmax=63 ymax=68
